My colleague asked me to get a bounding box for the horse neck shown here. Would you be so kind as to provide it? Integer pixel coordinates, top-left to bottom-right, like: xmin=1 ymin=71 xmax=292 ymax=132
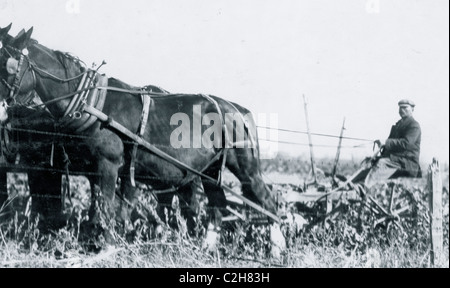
xmin=29 ymin=44 xmax=84 ymax=118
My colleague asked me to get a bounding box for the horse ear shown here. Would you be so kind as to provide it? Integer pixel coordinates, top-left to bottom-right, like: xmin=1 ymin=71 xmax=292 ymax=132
xmin=15 ymin=29 xmax=25 ymax=39
xmin=0 ymin=23 xmax=12 ymax=40
xmin=13 ymin=27 xmax=33 ymax=50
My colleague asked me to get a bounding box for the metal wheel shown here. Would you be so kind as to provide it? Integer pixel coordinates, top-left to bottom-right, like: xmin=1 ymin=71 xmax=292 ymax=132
xmin=370 ymin=181 xmax=418 ymax=244
xmin=385 ymin=220 xmax=407 ymax=245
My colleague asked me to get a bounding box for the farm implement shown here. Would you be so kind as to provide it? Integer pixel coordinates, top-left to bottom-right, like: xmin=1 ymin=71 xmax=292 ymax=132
xmin=281 ymin=165 xmax=421 ymax=242
xmin=274 ymin=97 xmax=423 ymax=243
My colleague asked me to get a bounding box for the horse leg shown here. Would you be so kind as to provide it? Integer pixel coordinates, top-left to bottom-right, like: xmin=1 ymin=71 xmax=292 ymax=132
xmin=152 ymin=175 xmax=213 ymax=237
xmin=201 ymin=176 xmax=227 ymax=251
xmin=79 ymin=158 xmax=121 ymax=249
xmin=172 ymin=172 xmax=226 ymax=237
xmin=116 ymin=144 xmax=140 ymax=226
xmin=167 ymin=179 xmax=199 ymax=235
xmin=225 ymin=149 xmax=286 ymax=257
xmin=79 ymin=130 xmax=123 ymax=241
xmin=28 ymin=169 xmax=64 ymax=232
xmin=225 ymin=149 xmax=276 ymax=214
xmin=201 ymin=170 xmax=227 ymax=228
xmin=117 ymin=176 xmax=137 ymax=226
xmin=89 ymin=158 xmax=121 ymax=224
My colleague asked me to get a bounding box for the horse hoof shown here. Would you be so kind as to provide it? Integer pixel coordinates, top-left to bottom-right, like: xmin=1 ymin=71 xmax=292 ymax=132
xmin=270 ymin=223 xmax=286 ymax=258
xmin=202 ymin=224 xmax=220 ymax=252
xmin=154 ymin=224 xmax=164 ymax=238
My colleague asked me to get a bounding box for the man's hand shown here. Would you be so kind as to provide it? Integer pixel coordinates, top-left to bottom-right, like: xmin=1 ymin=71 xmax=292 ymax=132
xmin=373 ymin=139 xmax=383 ymax=150
xmin=372 ymin=140 xmax=384 ymax=162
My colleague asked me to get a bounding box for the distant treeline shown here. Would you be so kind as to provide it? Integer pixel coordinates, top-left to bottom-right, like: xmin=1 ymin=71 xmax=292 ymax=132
xmin=260 ymin=152 xmax=448 ymax=180
xmin=260 ymin=153 xmax=362 ymax=178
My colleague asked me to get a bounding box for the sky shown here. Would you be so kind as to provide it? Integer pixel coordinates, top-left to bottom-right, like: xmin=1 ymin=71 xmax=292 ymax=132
xmin=1 ymin=0 xmax=449 ymax=165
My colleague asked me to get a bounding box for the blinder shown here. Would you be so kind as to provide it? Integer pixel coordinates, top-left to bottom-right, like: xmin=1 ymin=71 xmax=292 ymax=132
xmin=6 ymin=57 xmax=19 ymax=75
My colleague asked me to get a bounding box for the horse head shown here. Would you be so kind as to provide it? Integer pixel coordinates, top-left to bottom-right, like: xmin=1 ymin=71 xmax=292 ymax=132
xmin=0 ymin=24 xmax=36 ymax=122
xmin=1 ymin=25 xmax=86 ymax=123
xmin=0 ymin=24 xmax=15 ymax=104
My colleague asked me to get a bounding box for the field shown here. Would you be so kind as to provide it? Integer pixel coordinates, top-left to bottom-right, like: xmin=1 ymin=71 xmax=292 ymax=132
xmin=0 ymin=154 xmax=448 ymax=268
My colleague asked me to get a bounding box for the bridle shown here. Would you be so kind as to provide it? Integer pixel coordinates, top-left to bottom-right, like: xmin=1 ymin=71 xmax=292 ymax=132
xmin=0 ymin=43 xmax=37 ymax=105
xmin=0 ymin=41 xmax=91 ymax=110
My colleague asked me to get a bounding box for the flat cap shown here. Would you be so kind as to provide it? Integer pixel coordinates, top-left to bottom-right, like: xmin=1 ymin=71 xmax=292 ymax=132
xmin=398 ymin=99 xmax=415 ymax=107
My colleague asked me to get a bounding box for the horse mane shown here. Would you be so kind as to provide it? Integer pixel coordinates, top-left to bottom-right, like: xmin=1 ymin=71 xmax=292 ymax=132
xmin=53 ymin=50 xmax=86 ymax=73
xmin=51 ymin=50 xmax=87 ymax=91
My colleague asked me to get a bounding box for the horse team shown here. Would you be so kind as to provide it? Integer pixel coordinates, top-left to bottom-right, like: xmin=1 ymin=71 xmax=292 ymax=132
xmin=0 ymin=24 xmax=284 ymax=250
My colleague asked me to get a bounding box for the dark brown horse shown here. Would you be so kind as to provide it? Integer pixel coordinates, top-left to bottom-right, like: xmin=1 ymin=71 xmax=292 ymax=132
xmin=0 ymin=25 xmax=64 ymax=230
xmin=0 ymin=104 xmax=70 ymax=230
xmin=0 ymin=25 xmax=282 ymax=248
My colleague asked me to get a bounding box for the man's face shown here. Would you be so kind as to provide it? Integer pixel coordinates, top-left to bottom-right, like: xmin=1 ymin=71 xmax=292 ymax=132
xmin=399 ymin=105 xmax=413 ymax=118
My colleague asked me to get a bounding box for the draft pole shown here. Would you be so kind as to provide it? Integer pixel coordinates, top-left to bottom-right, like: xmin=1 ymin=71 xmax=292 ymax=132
xmin=302 ymin=94 xmax=317 ymax=185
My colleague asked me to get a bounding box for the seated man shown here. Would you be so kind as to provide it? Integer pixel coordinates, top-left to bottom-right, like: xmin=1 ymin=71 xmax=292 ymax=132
xmin=353 ymin=99 xmax=422 ymax=189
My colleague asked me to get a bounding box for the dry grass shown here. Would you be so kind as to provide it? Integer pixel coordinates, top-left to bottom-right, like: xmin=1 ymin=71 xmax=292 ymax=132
xmin=1 ymin=156 xmax=449 ymax=268
xmin=1 ymin=228 xmax=446 ymax=268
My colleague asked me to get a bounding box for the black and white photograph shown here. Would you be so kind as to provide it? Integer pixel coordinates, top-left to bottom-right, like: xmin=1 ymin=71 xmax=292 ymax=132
xmin=0 ymin=0 xmax=448 ymax=270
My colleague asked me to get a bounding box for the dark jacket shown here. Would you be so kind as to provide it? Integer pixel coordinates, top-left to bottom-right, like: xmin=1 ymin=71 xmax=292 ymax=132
xmin=381 ymin=115 xmax=421 ymax=177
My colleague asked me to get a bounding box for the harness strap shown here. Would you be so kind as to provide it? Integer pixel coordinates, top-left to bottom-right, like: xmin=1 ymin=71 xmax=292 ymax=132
xmin=200 ymin=94 xmax=224 ymax=127
xmin=50 ymin=142 xmax=54 ymax=167
xmin=9 ymin=54 xmax=26 ymax=100
xmin=31 ymin=85 xmax=168 ymax=110
xmin=2 ymin=49 xmax=37 ymax=104
xmin=149 ymin=151 xmax=224 ymax=215
xmin=150 ymin=149 xmax=225 ymax=195
xmin=96 ymin=86 xmax=169 ymax=96
xmin=60 ymin=145 xmax=72 ymax=210
xmin=70 ymin=71 xmax=96 ymax=116
xmin=219 ymin=144 xmax=228 ymax=186
xmin=130 ymin=93 xmax=152 ymax=187
xmin=180 ymin=150 xmax=224 ymax=188
xmin=63 ymin=71 xmax=88 ymax=117
xmin=198 ymin=94 xmax=229 ymax=185
xmin=58 ymin=74 xmax=108 ymax=132
xmin=226 ymin=100 xmax=257 ymax=156
xmin=74 ymin=75 xmax=108 ymax=132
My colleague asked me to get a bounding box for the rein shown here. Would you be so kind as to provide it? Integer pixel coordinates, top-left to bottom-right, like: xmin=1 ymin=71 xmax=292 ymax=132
xmin=31 ymin=63 xmax=89 ymax=83
xmin=27 ymin=43 xmax=89 ymax=83
xmin=1 ymin=42 xmax=169 ymax=113
xmin=30 ymin=85 xmax=170 ymax=110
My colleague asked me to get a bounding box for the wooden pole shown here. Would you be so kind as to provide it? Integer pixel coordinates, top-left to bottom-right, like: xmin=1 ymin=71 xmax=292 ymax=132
xmin=326 ymin=117 xmax=346 ymax=214
xmin=428 ymin=158 xmax=443 ymax=267
xmin=302 ymin=94 xmax=317 ymax=185
xmin=332 ymin=117 xmax=346 ymax=184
